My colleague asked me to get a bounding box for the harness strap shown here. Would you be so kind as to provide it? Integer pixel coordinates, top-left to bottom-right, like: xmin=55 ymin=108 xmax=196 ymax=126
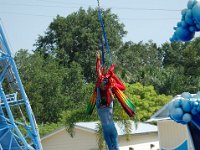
xmin=97 ymin=0 xmax=112 ymax=66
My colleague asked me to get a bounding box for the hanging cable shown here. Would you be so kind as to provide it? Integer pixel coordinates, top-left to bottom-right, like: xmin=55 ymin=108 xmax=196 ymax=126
xmin=97 ymin=0 xmax=112 ymax=66
xmin=100 ymin=36 xmax=105 ymax=66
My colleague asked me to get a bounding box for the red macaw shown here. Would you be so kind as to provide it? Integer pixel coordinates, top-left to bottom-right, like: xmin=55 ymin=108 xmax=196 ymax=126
xmin=86 ymin=54 xmax=136 ymax=117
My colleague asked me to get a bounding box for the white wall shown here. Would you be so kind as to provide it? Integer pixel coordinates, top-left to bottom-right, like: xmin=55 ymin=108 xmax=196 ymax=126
xmin=119 ymin=133 xmax=159 ymax=150
xmin=158 ymin=120 xmax=193 ymax=150
xmin=42 ymin=128 xmax=159 ymax=150
xmin=42 ymin=128 xmax=98 ymax=150
xmin=120 ymin=142 xmax=159 ymax=150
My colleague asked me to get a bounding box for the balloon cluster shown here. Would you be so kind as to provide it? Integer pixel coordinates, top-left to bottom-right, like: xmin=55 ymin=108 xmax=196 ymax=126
xmin=170 ymin=0 xmax=200 ymax=42
xmin=168 ymin=92 xmax=200 ymax=124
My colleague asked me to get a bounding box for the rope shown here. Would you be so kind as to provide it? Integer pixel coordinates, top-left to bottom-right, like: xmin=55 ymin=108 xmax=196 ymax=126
xmin=97 ymin=0 xmax=112 ymax=66
xmin=100 ymin=35 xmax=105 ymax=66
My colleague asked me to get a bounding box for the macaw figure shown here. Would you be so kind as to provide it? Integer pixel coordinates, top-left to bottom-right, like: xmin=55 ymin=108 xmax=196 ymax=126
xmin=86 ymin=53 xmax=136 ymax=117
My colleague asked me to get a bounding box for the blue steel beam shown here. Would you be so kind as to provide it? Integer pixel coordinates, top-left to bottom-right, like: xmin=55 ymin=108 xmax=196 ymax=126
xmin=0 ymin=85 xmax=30 ymax=148
xmin=0 ymin=104 xmax=22 ymax=150
xmin=0 ymin=24 xmax=42 ymax=149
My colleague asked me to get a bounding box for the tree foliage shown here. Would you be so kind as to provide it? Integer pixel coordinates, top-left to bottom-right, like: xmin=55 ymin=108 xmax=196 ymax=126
xmin=115 ymin=41 xmax=165 ymax=93
xmin=12 ymin=7 xmax=200 ymax=148
xmin=15 ymin=50 xmax=85 ymax=123
xmin=34 ymin=7 xmax=127 ymax=82
xmin=15 ymin=50 xmax=66 ymax=123
xmin=159 ymin=37 xmax=200 ymax=94
xmin=124 ymin=83 xmax=172 ymax=121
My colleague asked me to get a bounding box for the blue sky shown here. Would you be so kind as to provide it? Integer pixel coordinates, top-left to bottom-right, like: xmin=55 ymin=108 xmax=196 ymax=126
xmin=0 ymin=0 xmax=190 ymax=54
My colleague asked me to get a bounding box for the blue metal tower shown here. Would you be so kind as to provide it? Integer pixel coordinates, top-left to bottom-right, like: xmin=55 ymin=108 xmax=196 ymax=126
xmin=0 ymin=24 xmax=43 ymax=149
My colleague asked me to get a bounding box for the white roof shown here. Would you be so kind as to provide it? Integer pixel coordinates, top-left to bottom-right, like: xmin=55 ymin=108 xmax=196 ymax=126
xmin=41 ymin=121 xmax=158 ymax=140
xmin=76 ymin=121 xmax=158 ymax=135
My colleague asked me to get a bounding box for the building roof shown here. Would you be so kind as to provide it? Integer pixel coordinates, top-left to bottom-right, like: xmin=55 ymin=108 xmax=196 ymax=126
xmin=76 ymin=121 xmax=158 ymax=135
xmin=41 ymin=121 xmax=158 ymax=141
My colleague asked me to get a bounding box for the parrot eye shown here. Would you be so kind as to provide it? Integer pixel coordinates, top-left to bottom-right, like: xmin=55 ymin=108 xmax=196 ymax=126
xmin=103 ymin=78 xmax=108 ymax=85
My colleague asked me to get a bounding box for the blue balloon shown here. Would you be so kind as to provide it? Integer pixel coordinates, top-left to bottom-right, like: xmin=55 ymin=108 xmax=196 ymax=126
xmin=181 ymin=9 xmax=188 ymax=17
xmin=195 ymin=26 xmax=200 ymax=31
xmin=195 ymin=24 xmax=200 ymax=31
xmin=181 ymin=92 xmax=192 ymax=99
xmin=170 ymin=33 xmax=179 ymax=42
xmin=182 ymin=113 xmax=192 ymax=123
xmin=186 ymin=9 xmax=193 ymax=18
xmin=197 ymin=105 xmax=200 ymax=112
xmin=181 ymin=21 xmax=189 ymax=28
xmin=175 ymin=27 xmax=195 ymax=41
xmin=185 ymin=10 xmax=195 ymax=25
xmin=182 ymin=16 xmax=186 ymax=21
xmin=171 ymin=108 xmax=184 ymax=120
xmin=188 ymin=0 xmax=197 ymax=9
xmin=189 ymin=100 xmax=194 ymax=107
xmin=191 ymin=108 xmax=198 ymax=115
xmin=182 ymin=100 xmax=192 ymax=112
xmin=186 ymin=18 xmax=195 ymax=25
xmin=189 ymin=26 xmax=196 ymax=32
xmin=196 ymin=23 xmax=200 ymax=29
xmin=173 ymin=99 xmax=181 ymax=108
xmin=192 ymin=2 xmax=200 ymax=23
xmin=177 ymin=22 xmax=182 ymax=27
xmin=170 ymin=37 xmax=174 ymax=42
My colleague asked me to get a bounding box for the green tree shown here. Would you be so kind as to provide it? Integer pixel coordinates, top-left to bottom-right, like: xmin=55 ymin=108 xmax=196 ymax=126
xmin=125 ymin=83 xmax=172 ymax=121
xmin=15 ymin=50 xmax=68 ymax=123
xmin=160 ymin=38 xmax=200 ymax=94
xmin=62 ymin=61 xmax=85 ymax=110
xmin=162 ymin=42 xmax=187 ymax=68
xmin=116 ymin=41 xmax=164 ymax=88
xmin=181 ymin=37 xmax=200 ymax=92
xmin=34 ymin=7 xmax=127 ymax=82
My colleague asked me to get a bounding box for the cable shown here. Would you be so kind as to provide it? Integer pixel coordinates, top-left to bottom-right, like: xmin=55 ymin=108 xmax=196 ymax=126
xmin=0 ymin=2 xmax=181 ymax=12
xmin=0 ymin=11 xmax=54 ymax=18
xmin=34 ymin=0 xmax=180 ymax=11
xmin=120 ymin=17 xmax=179 ymax=21
xmin=97 ymin=0 xmax=112 ymax=65
xmin=34 ymin=0 xmax=89 ymax=6
xmin=0 ymin=2 xmax=80 ymax=9
xmin=112 ymin=7 xmax=180 ymax=12
xmin=0 ymin=11 xmax=180 ymax=21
